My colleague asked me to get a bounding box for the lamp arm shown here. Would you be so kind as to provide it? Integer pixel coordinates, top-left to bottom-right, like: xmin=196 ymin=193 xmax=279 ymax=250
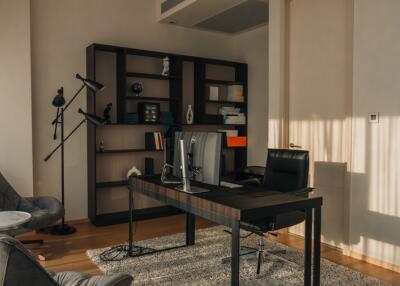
xmin=44 ymin=119 xmax=86 ymax=162
xmin=51 ymin=84 xmax=85 ymax=125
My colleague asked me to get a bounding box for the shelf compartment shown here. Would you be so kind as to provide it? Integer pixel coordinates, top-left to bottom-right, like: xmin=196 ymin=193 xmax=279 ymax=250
xmin=96 ymin=149 xmax=163 ymax=154
xmin=105 ymin=123 xmax=169 ymax=126
xmin=96 ymin=180 xmax=128 ymax=189
xmin=205 ymin=100 xmax=244 ymax=105
xmin=126 ymin=96 xmax=179 ymax=102
xmin=126 ymin=72 xmax=177 ymax=80
xmin=205 ymin=79 xmax=244 ymax=85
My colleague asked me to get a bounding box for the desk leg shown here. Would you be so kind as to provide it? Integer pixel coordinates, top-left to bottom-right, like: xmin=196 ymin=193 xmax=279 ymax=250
xmin=186 ymin=213 xmax=195 ymax=246
xmin=304 ymin=209 xmax=312 ymax=286
xmin=128 ymin=180 xmax=135 ymax=256
xmin=313 ymin=206 xmax=321 ymax=286
xmin=231 ymin=220 xmax=240 ymax=286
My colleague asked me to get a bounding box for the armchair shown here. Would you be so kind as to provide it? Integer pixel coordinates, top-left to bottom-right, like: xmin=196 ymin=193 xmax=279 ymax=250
xmin=0 ymin=172 xmax=64 ymax=244
xmin=0 ymin=234 xmax=133 ymax=286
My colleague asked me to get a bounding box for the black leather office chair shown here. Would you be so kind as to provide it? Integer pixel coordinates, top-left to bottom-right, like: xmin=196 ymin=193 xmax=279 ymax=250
xmin=223 ymin=149 xmax=312 ymax=274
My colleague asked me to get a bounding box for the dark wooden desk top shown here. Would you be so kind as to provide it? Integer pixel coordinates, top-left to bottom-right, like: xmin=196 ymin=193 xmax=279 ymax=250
xmin=131 ymin=176 xmax=322 ymax=222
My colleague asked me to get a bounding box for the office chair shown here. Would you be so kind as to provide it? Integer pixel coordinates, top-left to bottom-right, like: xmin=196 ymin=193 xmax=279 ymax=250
xmin=223 ymin=149 xmax=312 ymax=274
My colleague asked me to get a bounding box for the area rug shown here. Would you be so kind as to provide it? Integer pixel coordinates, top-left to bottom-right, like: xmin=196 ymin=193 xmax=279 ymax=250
xmin=87 ymin=226 xmax=389 ymax=286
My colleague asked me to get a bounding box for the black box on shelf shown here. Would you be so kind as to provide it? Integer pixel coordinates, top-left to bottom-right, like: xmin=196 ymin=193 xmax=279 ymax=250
xmin=138 ymin=102 xmax=160 ymax=123
xmin=145 ymin=157 xmax=154 ymax=176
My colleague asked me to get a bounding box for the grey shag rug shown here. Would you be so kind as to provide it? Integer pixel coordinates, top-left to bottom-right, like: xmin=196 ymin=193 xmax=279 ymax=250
xmin=87 ymin=226 xmax=389 ymax=286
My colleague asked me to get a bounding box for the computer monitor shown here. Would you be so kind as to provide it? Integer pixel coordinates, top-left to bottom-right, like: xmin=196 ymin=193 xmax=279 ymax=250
xmin=172 ymin=132 xmax=222 ymax=186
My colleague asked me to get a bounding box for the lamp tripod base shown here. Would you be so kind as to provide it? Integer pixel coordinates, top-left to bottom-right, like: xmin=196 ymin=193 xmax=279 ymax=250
xmin=50 ymin=223 xmax=76 ymax=235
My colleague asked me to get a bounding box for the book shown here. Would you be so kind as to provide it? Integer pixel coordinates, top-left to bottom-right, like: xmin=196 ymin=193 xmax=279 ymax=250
xmin=145 ymin=132 xmax=164 ymax=150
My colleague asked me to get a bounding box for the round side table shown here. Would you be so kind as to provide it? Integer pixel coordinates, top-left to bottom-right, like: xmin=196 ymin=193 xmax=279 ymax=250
xmin=0 ymin=211 xmax=31 ymax=232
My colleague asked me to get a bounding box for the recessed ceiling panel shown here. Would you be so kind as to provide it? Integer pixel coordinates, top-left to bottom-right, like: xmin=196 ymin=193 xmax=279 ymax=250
xmin=161 ymin=0 xmax=186 ymax=13
xmin=195 ymin=0 xmax=268 ymax=34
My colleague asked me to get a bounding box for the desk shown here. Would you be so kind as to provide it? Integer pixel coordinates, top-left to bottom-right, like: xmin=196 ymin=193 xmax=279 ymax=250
xmin=129 ymin=176 xmax=322 ymax=286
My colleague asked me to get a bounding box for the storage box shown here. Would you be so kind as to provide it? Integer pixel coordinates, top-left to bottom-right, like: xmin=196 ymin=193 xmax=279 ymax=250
xmin=209 ymin=86 xmax=219 ymax=101
xmin=227 ymin=85 xmax=244 ymax=102
xmin=226 ymin=136 xmax=247 ymax=147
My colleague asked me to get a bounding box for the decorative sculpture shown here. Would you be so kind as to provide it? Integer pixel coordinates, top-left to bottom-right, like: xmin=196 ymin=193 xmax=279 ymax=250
xmin=161 ymin=57 xmax=170 ymax=76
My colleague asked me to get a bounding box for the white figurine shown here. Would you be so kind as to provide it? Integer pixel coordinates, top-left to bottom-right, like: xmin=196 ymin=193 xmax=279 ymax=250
xmin=186 ymin=104 xmax=194 ymax=124
xmin=127 ymin=166 xmax=142 ymax=178
xmin=161 ymin=56 xmax=170 ymax=76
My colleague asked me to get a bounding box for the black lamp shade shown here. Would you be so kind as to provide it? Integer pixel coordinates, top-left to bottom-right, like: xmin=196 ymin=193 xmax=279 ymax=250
xmin=76 ymin=74 xmax=104 ymax=93
xmin=78 ymin=108 xmax=107 ymax=126
xmin=52 ymin=87 xmax=66 ymax=107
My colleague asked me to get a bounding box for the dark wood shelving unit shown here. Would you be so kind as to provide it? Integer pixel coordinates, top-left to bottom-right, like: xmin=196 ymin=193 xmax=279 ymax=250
xmin=96 ymin=148 xmax=163 ymax=154
xmin=205 ymin=79 xmax=244 ymax=85
xmin=87 ymin=43 xmax=247 ymax=226
xmin=96 ymin=180 xmax=128 ymax=189
xmin=205 ymin=99 xmax=244 ymax=105
xmin=105 ymin=123 xmax=168 ymax=126
xmin=126 ymin=96 xmax=179 ymax=102
xmin=126 ymin=71 xmax=177 ymax=80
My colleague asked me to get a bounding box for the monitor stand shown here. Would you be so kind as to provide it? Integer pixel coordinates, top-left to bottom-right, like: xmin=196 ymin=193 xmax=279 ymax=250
xmin=175 ymin=185 xmax=211 ymax=194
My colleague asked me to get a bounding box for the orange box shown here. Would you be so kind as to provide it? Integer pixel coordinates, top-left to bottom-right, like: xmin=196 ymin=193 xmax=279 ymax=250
xmin=226 ymin=136 xmax=247 ymax=147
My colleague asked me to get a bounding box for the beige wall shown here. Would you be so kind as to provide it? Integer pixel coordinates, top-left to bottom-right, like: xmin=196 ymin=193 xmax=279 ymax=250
xmin=287 ymin=0 xmax=353 ymax=249
xmin=30 ymin=0 xmax=267 ymax=219
xmin=234 ymin=26 xmax=268 ymax=166
xmin=0 ymin=0 xmax=33 ymax=197
xmin=350 ymin=0 xmax=400 ymax=267
xmin=268 ymin=0 xmax=289 ymax=149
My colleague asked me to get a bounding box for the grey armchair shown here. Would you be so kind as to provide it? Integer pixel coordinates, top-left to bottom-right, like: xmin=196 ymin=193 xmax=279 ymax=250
xmin=0 ymin=234 xmax=133 ymax=286
xmin=0 ymin=172 xmax=64 ymax=243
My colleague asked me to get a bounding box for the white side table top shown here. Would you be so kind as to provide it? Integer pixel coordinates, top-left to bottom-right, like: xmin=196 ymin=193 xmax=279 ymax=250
xmin=0 ymin=211 xmax=32 ymax=231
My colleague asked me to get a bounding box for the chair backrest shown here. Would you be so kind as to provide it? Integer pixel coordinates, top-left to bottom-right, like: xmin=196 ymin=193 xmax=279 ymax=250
xmin=263 ymin=149 xmax=309 ymax=192
xmin=0 ymin=234 xmax=58 ymax=286
xmin=0 ymin=173 xmax=35 ymax=212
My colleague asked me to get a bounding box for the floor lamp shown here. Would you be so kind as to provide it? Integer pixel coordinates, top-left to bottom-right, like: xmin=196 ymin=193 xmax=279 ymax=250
xmin=44 ymin=74 xmax=105 ymax=235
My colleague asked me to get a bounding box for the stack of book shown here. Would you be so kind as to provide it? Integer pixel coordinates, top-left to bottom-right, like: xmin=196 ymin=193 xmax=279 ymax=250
xmin=145 ymin=132 xmax=164 ymax=150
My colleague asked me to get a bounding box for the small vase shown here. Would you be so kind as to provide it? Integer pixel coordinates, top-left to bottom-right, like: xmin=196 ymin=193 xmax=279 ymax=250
xmin=186 ymin=105 xmax=194 ymax=124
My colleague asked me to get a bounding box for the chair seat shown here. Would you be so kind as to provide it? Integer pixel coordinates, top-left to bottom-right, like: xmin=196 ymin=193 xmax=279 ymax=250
xmin=240 ymin=211 xmax=306 ymax=234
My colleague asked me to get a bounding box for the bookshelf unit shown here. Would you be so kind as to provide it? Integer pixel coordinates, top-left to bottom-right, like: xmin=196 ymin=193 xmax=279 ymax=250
xmin=86 ymin=43 xmax=247 ymax=226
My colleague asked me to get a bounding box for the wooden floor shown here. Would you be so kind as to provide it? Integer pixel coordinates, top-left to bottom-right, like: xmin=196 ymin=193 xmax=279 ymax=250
xmin=19 ymin=214 xmax=400 ymax=285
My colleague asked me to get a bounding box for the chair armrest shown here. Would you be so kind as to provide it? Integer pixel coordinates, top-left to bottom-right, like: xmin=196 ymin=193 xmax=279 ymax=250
xmin=236 ymin=177 xmax=262 ymax=186
xmin=291 ymin=187 xmax=314 ymax=198
xmin=50 ymin=271 xmax=133 ymax=286
xmin=25 ymin=196 xmax=64 ymax=217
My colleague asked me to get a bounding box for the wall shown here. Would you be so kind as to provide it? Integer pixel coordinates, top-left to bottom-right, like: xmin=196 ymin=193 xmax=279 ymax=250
xmin=30 ymin=0 xmax=254 ymax=220
xmin=0 ymin=0 xmax=33 ymax=197
xmin=234 ymin=25 xmax=268 ymax=166
xmin=350 ymin=0 xmax=400 ymax=268
xmin=268 ymin=0 xmax=289 ymax=149
xmin=269 ymin=0 xmax=400 ymax=269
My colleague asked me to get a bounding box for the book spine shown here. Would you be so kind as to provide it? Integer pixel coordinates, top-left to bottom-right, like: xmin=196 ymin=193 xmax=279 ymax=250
xmin=145 ymin=132 xmax=155 ymax=150
xmin=154 ymin=132 xmax=160 ymax=150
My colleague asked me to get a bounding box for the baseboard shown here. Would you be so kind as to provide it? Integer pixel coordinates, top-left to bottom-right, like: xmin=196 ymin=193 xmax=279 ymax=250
xmin=349 ymin=250 xmax=400 ymax=273
xmin=64 ymin=218 xmax=90 ymax=225
xmin=287 ymin=230 xmax=400 ymax=273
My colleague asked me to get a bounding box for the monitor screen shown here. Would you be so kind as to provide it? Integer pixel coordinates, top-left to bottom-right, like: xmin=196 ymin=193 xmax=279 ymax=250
xmin=173 ymin=132 xmax=222 ymax=185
